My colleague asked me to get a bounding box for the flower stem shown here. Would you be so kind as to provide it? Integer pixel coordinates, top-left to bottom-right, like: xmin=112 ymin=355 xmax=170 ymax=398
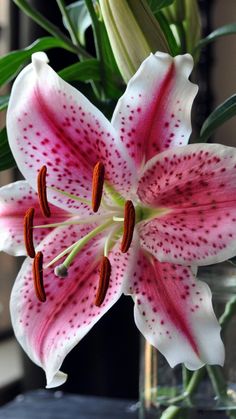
xmin=84 ymin=0 xmax=102 ymax=60
xmin=220 ymin=296 xmax=236 ymax=330
xmin=182 ymin=365 xmax=192 ymax=389
xmin=160 ymin=294 xmax=236 ymax=419
xmin=13 ymin=0 xmax=91 ymax=58
xmin=159 ymin=369 xmax=205 ymax=419
xmin=160 ymin=405 xmax=182 ymax=419
xmin=206 ymin=366 xmax=228 ymax=401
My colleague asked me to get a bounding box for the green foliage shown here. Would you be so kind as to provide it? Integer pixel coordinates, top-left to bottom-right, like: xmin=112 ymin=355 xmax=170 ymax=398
xmin=59 ymin=59 xmax=101 ymax=82
xmin=63 ymin=0 xmax=91 ymax=45
xmin=155 ymin=11 xmax=180 ymax=55
xmin=148 ymin=0 xmax=175 ymax=13
xmin=0 ymin=37 xmax=76 ymax=87
xmin=197 ymin=23 xmax=236 ymax=49
xmin=13 ymin=0 xmax=90 ymax=57
xmin=200 ymin=95 xmax=236 ymax=142
xmin=0 ymin=128 xmax=16 ymax=171
xmin=0 ymin=95 xmax=9 ymax=111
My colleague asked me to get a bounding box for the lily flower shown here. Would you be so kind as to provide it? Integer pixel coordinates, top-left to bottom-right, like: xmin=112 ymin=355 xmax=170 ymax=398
xmin=5 ymin=51 xmax=236 ymax=388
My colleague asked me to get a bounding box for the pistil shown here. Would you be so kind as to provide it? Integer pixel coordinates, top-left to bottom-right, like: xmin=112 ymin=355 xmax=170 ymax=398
xmin=37 ymin=165 xmax=51 ymax=218
xmin=53 ymin=219 xmax=113 ymax=275
xmin=33 ymin=251 xmax=46 ymax=302
xmin=121 ymin=200 xmax=135 ymax=253
xmin=92 ymin=162 xmax=105 ymax=212
xmin=24 ymin=207 xmax=35 ymax=258
xmin=94 ymin=256 xmax=111 ymax=306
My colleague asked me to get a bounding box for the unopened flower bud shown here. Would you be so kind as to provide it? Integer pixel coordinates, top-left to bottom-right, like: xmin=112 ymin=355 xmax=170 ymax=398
xmin=163 ymin=0 xmax=201 ymax=56
xmin=99 ymin=0 xmax=169 ymax=82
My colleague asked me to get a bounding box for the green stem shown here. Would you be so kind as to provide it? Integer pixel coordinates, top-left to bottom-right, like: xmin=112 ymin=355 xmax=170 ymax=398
xmin=220 ymin=296 xmax=236 ymax=330
xmin=160 ymin=405 xmax=182 ymax=419
xmin=175 ymin=22 xmax=186 ymax=53
xmin=161 ymin=294 xmax=236 ymax=419
xmin=160 ymin=368 xmax=206 ymax=419
xmin=55 ymin=0 xmax=81 ymax=47
xmin=182 ymin=366 xmax=192 ymax=389
xmin=167 ymin=367 xmax=205 ymax=405
xmin=206 ymin=366 xmax=228 ymax=401
xmin=13 ymin=0 xmax=92 ymax=58
xmin=84 ymin=0 xmax=101 ymax=60
xmin=84 ymin=0 xmax=104 ymax=99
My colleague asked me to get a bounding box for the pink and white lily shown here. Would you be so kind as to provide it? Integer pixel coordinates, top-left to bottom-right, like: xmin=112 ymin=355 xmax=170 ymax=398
xmin=3 ymin=51 xmax=236 ymax=388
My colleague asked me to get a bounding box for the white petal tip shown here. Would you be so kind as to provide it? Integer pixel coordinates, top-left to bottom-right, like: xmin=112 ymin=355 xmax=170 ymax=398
xmin=32 ymin=52 xmax=49 ymax=73
xmin=46 ymin=370 xmax=68 ymax=388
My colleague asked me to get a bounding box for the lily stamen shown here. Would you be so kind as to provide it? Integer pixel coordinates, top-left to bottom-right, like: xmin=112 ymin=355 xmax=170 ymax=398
xmin=94 ymin=256 xmax=111 ymax=307
xmin=49 ymin=186 xmax=91 ymax=205
xmin=33 ymin=251 xmax=46 ymax=303
xmin=24 ymin=207 xmax=35 ymax=258
xmin=92 ymin=162 xmax=105 ymax=212
xmin=34 ymin=214 xmax=111 ymax=230
xmin=121 ymin=200 xmax=135 ymax=253
xmin=37 ymin=165 xmax=51 ymax=218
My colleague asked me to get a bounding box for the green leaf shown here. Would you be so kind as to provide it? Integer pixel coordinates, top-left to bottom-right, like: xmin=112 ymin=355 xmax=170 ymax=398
xmin=13 ymin=0 xmax=90 ymax=57
xmin=0 ymin=128 xmax=16 ymax=171
xmin=58 ymin=59 xmax=101 ymax=82
xmin=97 ymin=22 xmax=123 ymax=99
xmin=197 ymin=23 xmax=236 ymax=49
xmin=155 ymin=10 xmax=180 ymax=55
xmin=148 ymin=0 xmax=174 ymax=13
xmin=0 ymin=95 xmax=9 ymax=111
xmin=59 ymin=58 xmax=122 ymax=99
xmin=200 ymin=95 xmax=236 ymax=142
xmin=64 ymin=0 xmax=91 ymax=46
xmin=0 ymin=36 xmax=76 ymax=88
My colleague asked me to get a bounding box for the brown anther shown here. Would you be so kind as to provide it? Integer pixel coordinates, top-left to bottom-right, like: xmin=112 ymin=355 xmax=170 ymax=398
xmin=33 ymin=251 xmax=46 ymax=303
xmin=94 ymin=256 xmax=111 ymax=307
xmin=24 ymin=207 xmax=35 ymax=258
xmin=92 ymin=162 xmax=105 ymax=212
xmin=37 ymin=165 xmax=51 ymax=218
xmin=121 ymin=200 xmax=135 ymax=253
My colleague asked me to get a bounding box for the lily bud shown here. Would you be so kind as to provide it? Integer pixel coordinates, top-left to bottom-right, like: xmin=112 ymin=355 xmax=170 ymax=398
xmin=99 ymin=0 xmax=169 ymax=82
xmin=184 ymin=0 xmax=201 ymax=55
xmin=163 ymin=0 xmax=201 ymax=55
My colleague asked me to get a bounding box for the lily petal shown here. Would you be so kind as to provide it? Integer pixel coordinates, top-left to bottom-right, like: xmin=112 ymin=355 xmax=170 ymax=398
xmin=0 ymin=180 xmax=67 ymax=256
xmin=138 ymin=143 xmax=236 ymax=265
xmin=123 ymin=250 xmax=224 ymax=369
xmin=112 ymin=52 xmax=198 ymax=167
xmin=10 ymin=223 xmax=133 ymax=387
xmin=7 ymin=53 xmax=136 ymax=213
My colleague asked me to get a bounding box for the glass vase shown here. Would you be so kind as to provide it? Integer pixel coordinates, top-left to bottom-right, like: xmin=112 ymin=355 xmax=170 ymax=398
xmin=139 ymin=262 xmax=236 ymax=419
